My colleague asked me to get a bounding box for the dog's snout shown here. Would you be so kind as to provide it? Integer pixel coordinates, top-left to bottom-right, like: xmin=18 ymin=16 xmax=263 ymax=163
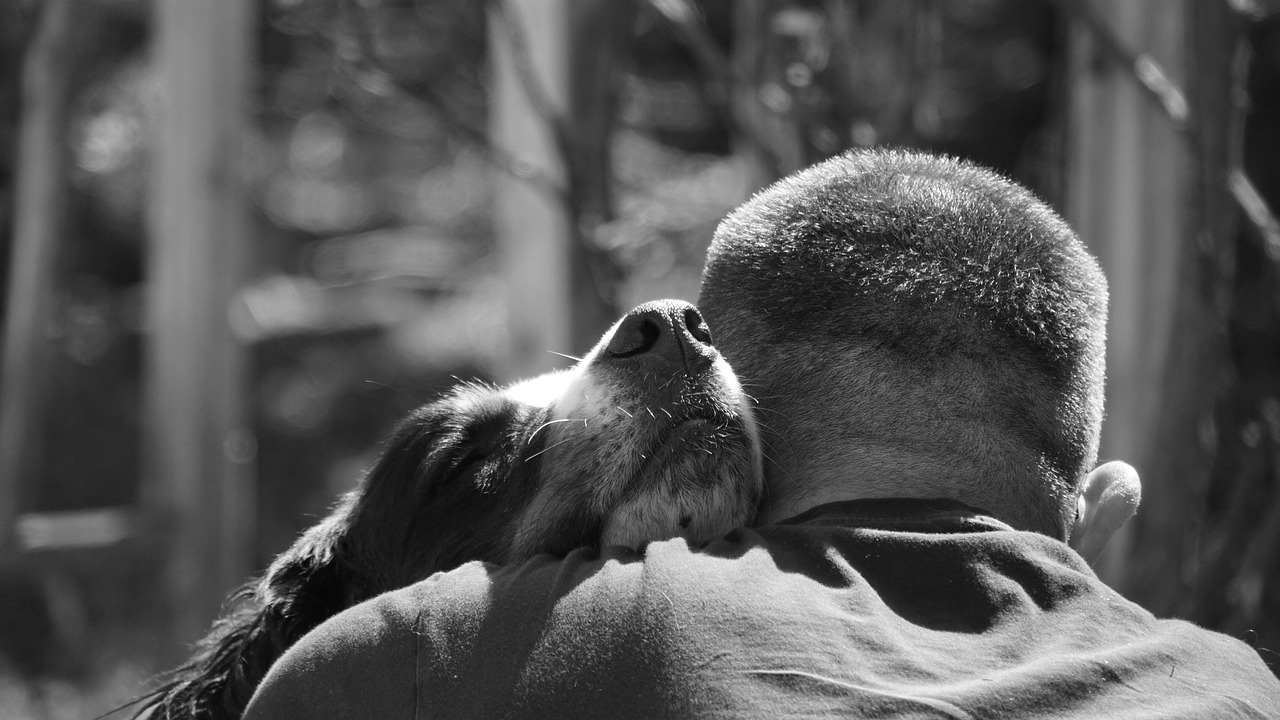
xmin=605 ymin=300 xmax=714 ymax=374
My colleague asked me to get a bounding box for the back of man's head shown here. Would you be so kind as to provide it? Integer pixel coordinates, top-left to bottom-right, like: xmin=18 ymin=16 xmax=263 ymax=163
xmin=699 ymin=148 xmax=1107 ymax=538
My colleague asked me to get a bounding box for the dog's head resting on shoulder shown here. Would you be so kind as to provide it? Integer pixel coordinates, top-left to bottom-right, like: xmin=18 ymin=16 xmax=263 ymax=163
xmin=699 ymin=148 xmax=1108 ymax=538
xmin=130 ymin=299 xmax=761 ymax=720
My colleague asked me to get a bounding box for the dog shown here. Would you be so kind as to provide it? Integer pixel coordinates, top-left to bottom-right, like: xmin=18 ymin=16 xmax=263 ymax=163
xmin=129 ymin=299 xmax=762 ymax=720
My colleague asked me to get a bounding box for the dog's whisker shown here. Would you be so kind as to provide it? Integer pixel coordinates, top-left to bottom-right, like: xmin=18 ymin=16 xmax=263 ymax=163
xmin=547 ymin=350 xmax=582 ymax=362
xmin=525 ymin=437 xmax=575 ymax=462
xmin=751 ymin=414 xmax=788 ymax=436
xmin=745 ymin=404 xmax=789 ymax=420
xmin=617 ymin=406 xmax=633 ymax=418
xmin=741 ymin=391 xmax=788 ymax=406
xmin=754 ymin=434 xmax=798 ymax=486
xmin=737 ymin=385 xmax=787 ymax=400
xmin=748 ymin=417 xmax=792 ymax=450
xmin=530 ymin=418 xmax=581 ymax=440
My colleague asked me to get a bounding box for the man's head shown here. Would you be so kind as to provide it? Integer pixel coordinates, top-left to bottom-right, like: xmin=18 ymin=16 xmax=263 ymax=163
xmin=699 ymin=148 xmax=1121 ymax=540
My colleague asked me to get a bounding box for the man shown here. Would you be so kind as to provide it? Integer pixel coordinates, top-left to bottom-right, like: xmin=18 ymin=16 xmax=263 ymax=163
xmin=698 ymin=147 xmax=1134 ymax=551
xmin=243 ymin=149 xmax=1280 ymax=718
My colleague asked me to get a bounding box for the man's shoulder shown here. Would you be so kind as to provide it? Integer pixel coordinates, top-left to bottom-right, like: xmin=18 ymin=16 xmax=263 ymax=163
xmin=1142 ymin=615 xmax=1280 ymax=689
xmin=243 ymin=513 xmax=1280 ymax=719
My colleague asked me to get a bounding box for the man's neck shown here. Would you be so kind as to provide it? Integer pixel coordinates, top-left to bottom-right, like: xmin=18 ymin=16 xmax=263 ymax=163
xmin=754 ymin=448 xmax=1001 ymax=527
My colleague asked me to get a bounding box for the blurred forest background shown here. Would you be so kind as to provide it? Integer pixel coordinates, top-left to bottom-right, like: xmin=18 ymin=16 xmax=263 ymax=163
xmin=0 ymin=0 xmax=1279 ymax=716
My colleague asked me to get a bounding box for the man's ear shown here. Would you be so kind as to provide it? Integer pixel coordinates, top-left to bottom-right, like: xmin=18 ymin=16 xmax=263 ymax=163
xmin=1069 ymin=461 xmax=1142 ymax=564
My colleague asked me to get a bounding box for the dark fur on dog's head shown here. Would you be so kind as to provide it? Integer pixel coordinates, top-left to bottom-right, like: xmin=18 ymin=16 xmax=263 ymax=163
xmin=699 ymin=148 xmax=1107 ymax=537
xmin=128 ymin=391 xmax=554 ymax=719
xmin=128 ymin=300 xmax=760 ymax=720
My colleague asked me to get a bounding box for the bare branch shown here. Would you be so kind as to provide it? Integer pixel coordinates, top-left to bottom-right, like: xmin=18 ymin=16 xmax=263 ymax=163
xmin=333 ymin=0 xmax=569 ymax=202
xmin=1065 ymin=0 xmax=1188 ymax=129
xmin=1061 ymin=0 xmax=1280 ymax=255
xmin=648 ymin=0 xmax=734 ymax=87
xmin=644 ymin=0 xmax=785 ymax=174
xmin=1230 ymin=171 xmax=1280 ymax=259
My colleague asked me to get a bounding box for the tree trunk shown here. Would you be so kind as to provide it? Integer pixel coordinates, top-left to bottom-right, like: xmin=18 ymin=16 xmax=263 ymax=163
xmin=146 ymin=0 xmax=256 ymax=658
xmin=0 ymin=0 xmax=76 ymax=555
xmin=1186 ymin=2 xmax=1280 ymax=660
xmin=1063 ymin=0 xmax=1199 ymax=604
xmin=563 ymin=0 xmax=632 ymax=349
xmin=490 ymin=0 xmax=623 ymax=379
xmin=490 ymin=0 xmax=572 ymax=378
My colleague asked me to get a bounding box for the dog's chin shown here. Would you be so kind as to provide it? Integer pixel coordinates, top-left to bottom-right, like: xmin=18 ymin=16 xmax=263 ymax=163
xmin=598 ymin=423 xmax=759 ymax=551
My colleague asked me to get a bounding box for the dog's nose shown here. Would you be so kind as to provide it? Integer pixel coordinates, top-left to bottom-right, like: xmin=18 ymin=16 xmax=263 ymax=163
xmin=605 ymin=300 xmax=714 ymax=374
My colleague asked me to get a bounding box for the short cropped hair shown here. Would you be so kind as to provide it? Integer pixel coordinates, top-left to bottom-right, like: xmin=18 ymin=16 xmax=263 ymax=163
xmin=699 ymin=149 xmax=1108 ymax=535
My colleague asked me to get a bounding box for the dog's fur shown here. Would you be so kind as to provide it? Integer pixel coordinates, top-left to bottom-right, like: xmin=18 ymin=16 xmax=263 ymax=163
xmin=130 ymin=300 xmax=761 ymax=720
xmin=699 ymin=148 xmax=1109 ymax=537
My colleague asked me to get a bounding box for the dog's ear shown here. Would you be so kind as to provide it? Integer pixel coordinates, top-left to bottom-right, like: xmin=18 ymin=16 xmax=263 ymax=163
xmin=257 ymin=496 xmax=364 ymax=626
xmin=128 ymin=397 xmax=466 ymax=719
xmin=128 ymin=497 xmax=361 ymax=720
xmin=125 ymin=583 xmax=295 ymax=720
